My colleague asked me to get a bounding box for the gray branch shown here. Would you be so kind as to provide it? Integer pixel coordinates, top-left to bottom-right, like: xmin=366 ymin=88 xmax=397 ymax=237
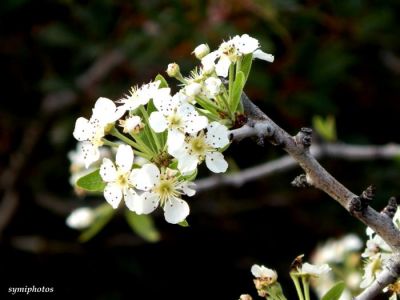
xmin=227 ymin=93 xmax=400 ymax=299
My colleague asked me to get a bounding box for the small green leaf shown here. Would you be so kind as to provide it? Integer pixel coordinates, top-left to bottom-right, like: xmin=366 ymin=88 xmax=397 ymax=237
xmin=155 ymin=74 xmax=169 ymax=88
xmin=229 ymin=71 xmax=246 ymax=113
xmin=240 ymin=53 xmax=253 ymax=82
xmin=79 ymin=204 xmax=114 ymax=242
xmin=124 ymin=210 xmax=160 ymax=242
xmin=178 ymin=220 xmax=189 ymax=227
xmin=321 ymin=281 xmax=345 ymax=300
xmin=313 ymin=115 xmax=337 ymax=142
xmin=182 ymin=168 xmax=197 ymax=182
xmin=76 ymin=169 xmax=106 ymax=192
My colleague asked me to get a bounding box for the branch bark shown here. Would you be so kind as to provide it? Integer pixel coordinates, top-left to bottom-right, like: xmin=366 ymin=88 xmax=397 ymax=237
xmin=230 ymin=93 xmax=400 ymax=299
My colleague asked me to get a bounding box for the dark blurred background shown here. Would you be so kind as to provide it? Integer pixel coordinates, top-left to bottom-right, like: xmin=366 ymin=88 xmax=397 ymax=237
xmin=1 ymin=0 xmax=400 ymax=299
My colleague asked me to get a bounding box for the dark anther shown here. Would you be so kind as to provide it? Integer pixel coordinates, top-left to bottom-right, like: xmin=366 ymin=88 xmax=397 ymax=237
xmin=381 ymin=197 xmax=398 ymax=219
xmin=291 ymin=174 xmax=310 ymax=188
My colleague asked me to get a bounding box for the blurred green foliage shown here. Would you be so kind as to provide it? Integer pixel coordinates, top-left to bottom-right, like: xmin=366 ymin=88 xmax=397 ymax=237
xmin=1 ymin=0 xmax=400 ymax=299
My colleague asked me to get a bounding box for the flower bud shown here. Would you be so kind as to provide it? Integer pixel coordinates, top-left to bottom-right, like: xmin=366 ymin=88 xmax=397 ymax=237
xmin=166 ymin=63 xmax=181 ymax=78
xmin=66 ymin=207 xmax=95 ymax=229
xmin=192 ymin=44 xmax=210 ymax=59
xmin=185 ymin=82 xmax=202 ymax=97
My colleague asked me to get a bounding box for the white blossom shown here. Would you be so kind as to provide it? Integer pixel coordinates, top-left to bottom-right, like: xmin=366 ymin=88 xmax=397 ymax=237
xmin=73 ymin=97 xmax=122 ymax=167
xmin=130 ymin=164 xmax=195 ymax=224
xmin=66 ymin=207 xmax=95 ymax=229
xmin=251 ymin=264 xmax=277 ymax=282
xmin=204 ymin=77 xmax=222 ymax=99
xmin=360 ymin=254 xmax=382 ymax=288
xmin=100 ymin=144 xmax=140 ymax=210
xmin=299 ymin=262 xmax=331 ymax=277
xmin=170 ymin=121 xmax=230 ymax=174
xmin=119 ymin=115 xmax=143 ymax=134
xmin=149 ymin=91 xmax=208 ymax=153
xmin=117 ymin=80 xmax=161 ymax=113
xmin=202 ymin=34 xmax=274 ymax=77
xmin=192 ymin=44 xmax=210 ymax=59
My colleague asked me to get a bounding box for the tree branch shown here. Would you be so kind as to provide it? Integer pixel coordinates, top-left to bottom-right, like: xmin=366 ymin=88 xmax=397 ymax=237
xmin=231 ymin=93 xmax=400 ymax=299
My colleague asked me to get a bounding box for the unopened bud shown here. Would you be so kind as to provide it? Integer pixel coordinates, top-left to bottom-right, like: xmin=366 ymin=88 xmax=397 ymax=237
xmin=185 ymin=82 xmax=202 ymax=97
xmin=192 ymin=44 xmax=210 ymax=59
xmin=166 ymin=63 xmax=181 ymax=78
xmin=238 ymin=294 xmax=252 ymax=300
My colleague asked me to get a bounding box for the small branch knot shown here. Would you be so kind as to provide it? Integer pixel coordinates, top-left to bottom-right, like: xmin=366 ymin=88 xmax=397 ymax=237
xmin=291 ymin=174 xmax=311 ymax=188
xmin=381 ymin=197 xmax=398 ymax=219
xmin=349 ymin=185 xmax=375 ymax=215
xmin=295 ymin=127 xmax=313 ymax=149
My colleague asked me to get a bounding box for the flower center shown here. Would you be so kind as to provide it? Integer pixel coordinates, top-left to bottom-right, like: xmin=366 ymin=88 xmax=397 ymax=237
xmin=189 ymin=135 xmax=208 ymax=156
xmin=116 ymin=172 xmax=129 ymax=188
xmin=167 ymin=113 xmax=182 ymax=129
xmin=155 ymin=178 xmax=178 ymax=205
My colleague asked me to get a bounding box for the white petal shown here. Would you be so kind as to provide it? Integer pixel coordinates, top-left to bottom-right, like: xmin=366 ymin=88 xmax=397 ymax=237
xmin=177 ymin=182 xmax=196 ymax=197
xmin=167 ymin=129 xmax=185 ymax=153
xmin=152 ymin=88 xmax=173 ymax=113
xmin=163 ymin=197 xmax=190 ymax=224
xmin=66 ymin=207 xmax=95 ymax=229
xmin=149 ymin=111 xmax=168 ymax=133
xmin=205 ymin=121 xmax=230 ymax=148
xmin=92 ymin=97 xmax=118 ymax=124
xmin=104 ymin=183 xmax=122 ymax=209
xmin=130 ymin=163 xmax=160 ymax=191
xmin=134 ymin=192 xmax=159 ymax=214
xmin=253 ymin=49 xmax=274 ymax=62
xmin=183 ymin=115 xmax=208 ymax=134
xmin=215 ymin=55 xmax=232 ymax=78
xmin=116 ymin=144 xmax=133 ymax=173
xmin=123 ymin=188 xmax=141 ymax=212
xmin=100 ymin=158 xmax=117 ymax=182
xmin=81 ymin=142 xmax=100 ymax=168
xmin=177 ymin=153 xmax=199 ymax=175
xmin=201 ymin=51 xmax=218 ymax=71
xmin=73 ymin=117 xmax=91 ymax=141
xmin=205 ymin=151 xmax=228 ymax=173
xmin=236 ymin=34 xmax=259 ymax=54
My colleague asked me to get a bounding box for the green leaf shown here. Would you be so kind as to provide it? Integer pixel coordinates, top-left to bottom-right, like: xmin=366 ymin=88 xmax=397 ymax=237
xmin=182 ymin=168 xmax=197 ymax=182
xmin=79 ymin=204 xmax=114 ymax=242
xmin=240 ymin=53 xmax=253 ymax=82
xmin=312 ymin=115 xmax=337 ymax=142
xmin=76 ymin=169 xmax=106 ymax=192
xmin=124 ymin=210 xmax=160 ymax=242
xmin=321 ymin=281 xmax=345 ymax=300
xmin=178 ymin=220 xmax=189 ymax=227
xmin=155 ymin=74 xmax=169 ymax=88
xmin=229 ymin=71 xmax=246 ymax=113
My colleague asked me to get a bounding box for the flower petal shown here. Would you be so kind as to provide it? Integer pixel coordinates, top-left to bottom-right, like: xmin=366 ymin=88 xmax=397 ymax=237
xmin=134 ymin=192 xmax=159 ymax=214
xmin=205 ymin=151 xmax=228 ymax=173
xmin=253 ymin=49 xmax=274 ymax=62
xmin=167 ymin=129 xmax=185 ymax=153
xmin=100 ymin=158 xmax=117 ymax=182
xmin=236 ymin=34 xmax=259 ymax=54
xmin=177 ymin=153 xmax=199 ymax=175
xmin=92 ymin=97 xmax=119 ymax=124
xmin=124 ymin=188 xmax=141 ymax=212
xmin=149 ymin=111 xmax=168 ymax=133
xmin=152 ymin=87 xmax=173 ymax=113
xmin=81 ymin=142 xmax=100 ymax=168
xmin=215 ymin=55 xmax=231 ymax=78
xmin=73 ymin=117 xmax=91 ymax=141
xmin=104 ymin=183 xmax=122 ymax=209
xmin=177 ymin=182 xmax=196 ymax=197
xmin=130 ymin=163 xmax=160 ymax=191
xmin=205 ymin=121 xmax=230 ymax=148
xmin=163 ymin=197 xmax=190 ymax=224
xmin=116 ymin=144 xmax=133 ymax=173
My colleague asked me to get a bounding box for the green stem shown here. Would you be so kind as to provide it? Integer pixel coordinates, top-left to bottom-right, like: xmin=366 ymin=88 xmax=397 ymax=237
xmin=109 ymin=127 xmax=138 ymax=148
xmin=101 ymin=138 xmax=120 ymax=147
xmin=290 ymin=274 xmax=305 ymax=300
xmin=139 ymin=106 xmax=161 ymax=151
xmin=129 ymin=133 xmax=154 ymax=156
xmin=301 ymin=276 xmax=311 ymax=300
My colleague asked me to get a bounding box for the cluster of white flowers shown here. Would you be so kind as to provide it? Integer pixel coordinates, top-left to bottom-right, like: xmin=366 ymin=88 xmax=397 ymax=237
xmin=360 ymin=207 xmax=400 ymax=296
xmin=310 ymin=234 xmax=363 ymax=300
xmin=70 ymin=34 xmax=273 ymax=225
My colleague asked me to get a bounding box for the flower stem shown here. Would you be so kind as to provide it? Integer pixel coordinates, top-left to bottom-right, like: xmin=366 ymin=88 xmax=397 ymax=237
xmin=301 ymin=276 xmax=311 ymax=300
xmin=290 ymin=274 xmax=305 ymax=300
xmin=139 ymin=106 xmax=161 ymax=151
